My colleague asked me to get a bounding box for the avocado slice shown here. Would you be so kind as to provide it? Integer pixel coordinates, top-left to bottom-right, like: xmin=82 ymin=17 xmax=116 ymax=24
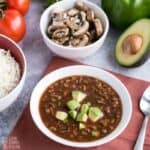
xmin=81 ymin=103 xmax=90 ymax=114
xmin=91 ymin=130 xmax=100 ymax=137
xmin=115 ymin=19 xmax=150 ymax=67
xmin=56 ymin=111 xmax=68 ymax=121
xmin=88 ymin=107 xmax=104 ymax=122
xmin=76 ymin=112 xmax=88 ymax=122
xmin=79 ymin=123 xmax=86 ymax=129
xmin=72 ymin=90 xmax=87 ymax=102
xmin=69 ymin=110 xmax=77 ymax=119
xmin=67 ymin=99 xmax=80 ymax=110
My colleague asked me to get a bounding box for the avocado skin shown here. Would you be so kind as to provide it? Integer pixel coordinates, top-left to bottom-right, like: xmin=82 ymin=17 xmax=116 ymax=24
xmin=115 ymin=19 xmax=150 ymax=67
xmin=102 ymin=0 xmax=150 ymax=30
xmin=115 ymin=46 xmax=150 ymax=68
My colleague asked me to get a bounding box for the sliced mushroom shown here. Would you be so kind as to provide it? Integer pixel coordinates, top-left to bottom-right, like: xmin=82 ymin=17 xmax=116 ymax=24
xmin=52 ymin=21 xmax=66 ymax=27
xmin=47 ymin=21 xmax=66 ymax=34
xmin=51 ymin=8 xmax=65 ymax=22
xmin=70 ymin=34 xmax=89 ymax=47
xmin=68 ymin=8 xmax=79 ymax=16
xmin=94 ymin=18 xmax=103 ymax=37
xmin=73 ymin=21 xmax=89 ymax=37
xmin=71 ymin=16 xmax=81 ymax=24
xmin=86 ymin=31 xmax=96 ymax=42
xmin=85 ymin=32 xmax=92 ymax=44
xmin=53 ymin=36 xmax=69 ymax=45
xmin=65 ymin=19 xmax=80 ymax=30
xmin=52 ymin=28 xmax=69 ymax=39
xmin=80 ymin=11 xmax=86 ymax=22
xmin=70 ymin=37 xmax=80 ymax=47
xmin=68 ymin=12 xmax=85 ymax=26
xmin=87 ymin=10 xmax=95 ymax=22
xmin=75 ymin=0 xmax=89 ymax=12
xmin=63 ymin=12 xmax=68 ymax=19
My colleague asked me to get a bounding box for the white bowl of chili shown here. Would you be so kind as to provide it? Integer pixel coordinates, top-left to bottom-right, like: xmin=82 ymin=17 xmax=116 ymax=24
xmin=30 ymin=65 xmax=132 ymax=148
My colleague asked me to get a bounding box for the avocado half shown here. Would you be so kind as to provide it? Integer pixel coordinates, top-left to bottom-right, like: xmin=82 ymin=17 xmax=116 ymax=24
xmin=115 ymin=19 xmax=150 ymax=67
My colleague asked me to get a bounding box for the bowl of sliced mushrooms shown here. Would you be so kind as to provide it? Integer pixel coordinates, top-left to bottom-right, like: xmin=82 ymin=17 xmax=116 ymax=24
xmin=40 ymin=0 xmax=109 ymax=59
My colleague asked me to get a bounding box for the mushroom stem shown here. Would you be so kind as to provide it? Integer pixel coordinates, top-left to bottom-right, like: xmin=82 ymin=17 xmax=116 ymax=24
xmin=75 ymin=0 xmax=89 ymax=11
xmin=94 ymin=18 xmax=103 ymax=37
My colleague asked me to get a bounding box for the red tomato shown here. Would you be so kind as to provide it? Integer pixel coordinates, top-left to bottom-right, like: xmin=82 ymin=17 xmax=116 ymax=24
xmin=0 ymin=9 xmax=26 ymax=42
xmin=6 ymin=0 xmax=30 ymax=15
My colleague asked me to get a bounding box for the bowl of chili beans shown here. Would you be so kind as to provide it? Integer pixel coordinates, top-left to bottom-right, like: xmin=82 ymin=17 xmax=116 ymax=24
xmin=30 ymin=65 xmax=132 ymax=148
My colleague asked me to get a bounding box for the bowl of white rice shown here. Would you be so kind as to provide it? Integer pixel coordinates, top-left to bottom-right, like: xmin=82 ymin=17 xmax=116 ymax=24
xmin=0 ymin=34 xmax=26 ymax=111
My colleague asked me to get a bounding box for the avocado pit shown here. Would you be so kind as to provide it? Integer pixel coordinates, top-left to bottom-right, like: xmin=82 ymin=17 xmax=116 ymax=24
xmin=122 ymin=34 xmax=143 ymax=55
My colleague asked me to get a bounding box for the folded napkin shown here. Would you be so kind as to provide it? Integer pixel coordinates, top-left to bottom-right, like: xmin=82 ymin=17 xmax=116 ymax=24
xmin=3 ymin=57 xmax=150 ymax=150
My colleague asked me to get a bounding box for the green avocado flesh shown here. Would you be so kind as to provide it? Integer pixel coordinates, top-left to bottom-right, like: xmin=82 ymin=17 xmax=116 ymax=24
xmin=115 ymin=19 xmax=150 ymax=67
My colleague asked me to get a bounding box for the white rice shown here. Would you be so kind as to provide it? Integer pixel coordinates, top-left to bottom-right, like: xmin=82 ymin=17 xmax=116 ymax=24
xmin=0 ymin=49 xmax=21 ymax=98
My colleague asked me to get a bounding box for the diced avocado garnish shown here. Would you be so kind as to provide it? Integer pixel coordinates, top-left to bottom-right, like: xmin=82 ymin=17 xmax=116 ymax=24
xmin=56 ymin=111 xmax=68 ymax=121
xmin=91 ymin=131 xmax=100 ymax=137
xmin=69 ymin=110 xmax=77 ymax=119
xmin=72 ymin=90 xmax=87 ymax=102
xmin=88 ymin=107 xmax=104 ymax=122
xmin=67 ymin=99 xmax=80 ymax=110
xmin=76 ymin=112 xmax=88 ymax=122
xmin=79 ymin=123 xmax=86 ymax=129
xmin=81 ymin=103 xmax=90 ymax=114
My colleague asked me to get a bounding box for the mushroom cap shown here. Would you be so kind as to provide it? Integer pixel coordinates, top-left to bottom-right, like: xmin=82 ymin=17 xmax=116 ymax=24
xmin=47 ymin=21 xmax=67 ymax=34
xmin=70 ymin=34 xmax=89 ymax=47
xmin=53 ymin=36 xmax=69 ymax=45
xmin=73 ymin=21 xmax=89 ymax=37
xmin=67 ymin=8 xmax=80 ymax=16
xmin=75 ymin=0 xmax=89 ymax=12
xmin=87 ymin=10 xmax=95 ymax=22
xmin=52 ymin=28 xmax=69 ymax=39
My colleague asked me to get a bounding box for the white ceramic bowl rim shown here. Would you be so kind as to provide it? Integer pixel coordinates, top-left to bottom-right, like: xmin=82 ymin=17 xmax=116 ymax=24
xmin=30 ymin=65 xmax=132 ymax=148
xmin=0 ymin=34 xmax=27 ymax=101
xmin=40 ymin=0 xmax=109 ymax=51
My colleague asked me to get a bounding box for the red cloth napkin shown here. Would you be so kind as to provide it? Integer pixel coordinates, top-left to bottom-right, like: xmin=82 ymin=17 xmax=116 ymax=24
xmin=3 ymin=57 xmax=150 ymax=150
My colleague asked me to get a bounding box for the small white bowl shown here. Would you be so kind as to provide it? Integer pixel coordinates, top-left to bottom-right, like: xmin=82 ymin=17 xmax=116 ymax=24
xmin=30 ymin=65 xmax=132 ymax=148
xmin=40 ymin=0 xmax=109 ymax=59
xmin=0 ymin=34 xmax=27 ymax=111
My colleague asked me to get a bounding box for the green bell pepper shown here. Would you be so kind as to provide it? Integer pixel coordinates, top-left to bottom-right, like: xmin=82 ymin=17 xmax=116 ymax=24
xmin=102 ymin=0 xmax=150 ymax=30
xmin=46 ymin=0 xmax=61 ymax=6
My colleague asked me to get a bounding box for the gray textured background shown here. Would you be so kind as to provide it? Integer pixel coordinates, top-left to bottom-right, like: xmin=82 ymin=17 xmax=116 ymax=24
xmin=0 ymin=0 xmax=150 ymax=148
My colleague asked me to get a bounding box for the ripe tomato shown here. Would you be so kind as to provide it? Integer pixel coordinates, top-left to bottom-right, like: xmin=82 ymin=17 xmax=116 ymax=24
xmin=6 ymin=0 xmax=30 ymax=15
xmin=0 ymin=9 xmax=26 ymax=42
